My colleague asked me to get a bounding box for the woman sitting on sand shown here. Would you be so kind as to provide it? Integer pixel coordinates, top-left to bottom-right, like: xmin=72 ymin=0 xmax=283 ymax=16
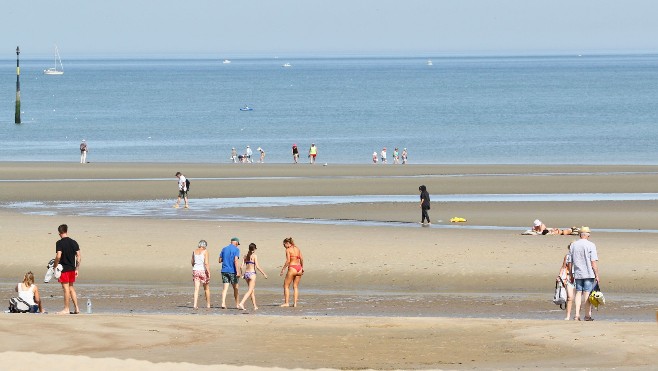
xmin=16 ymin=271 xmax=44 ymax=313
xmin=280 ymin=237 xmax=304 ymax=307
xmin=238 ymin=243 xmax=268 ymax=310
xmin=557 ymin=244 xmax=575 ymax=320
xmin=191 ymin=240 xmax=211 ymax=309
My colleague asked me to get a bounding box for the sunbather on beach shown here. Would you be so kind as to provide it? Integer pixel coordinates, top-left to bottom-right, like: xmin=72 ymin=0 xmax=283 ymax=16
xmin=532 ymin=219 xmax=546 ymax=233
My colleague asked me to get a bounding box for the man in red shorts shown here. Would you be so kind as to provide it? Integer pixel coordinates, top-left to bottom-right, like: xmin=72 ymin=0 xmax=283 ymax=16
xmin=54 ymin=224 xmax=82 ymax=314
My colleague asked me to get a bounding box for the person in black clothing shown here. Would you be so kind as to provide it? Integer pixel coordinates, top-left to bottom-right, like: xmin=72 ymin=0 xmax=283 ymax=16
xmin=419 ymin=185 xmax=431 ymax=225
xmin=54 ymin=224 xmax=82 ymax=314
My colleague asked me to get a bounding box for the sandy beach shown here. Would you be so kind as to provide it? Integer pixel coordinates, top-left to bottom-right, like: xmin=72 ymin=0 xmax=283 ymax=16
xmin=1 ymin=162 xmax=658 ymax=369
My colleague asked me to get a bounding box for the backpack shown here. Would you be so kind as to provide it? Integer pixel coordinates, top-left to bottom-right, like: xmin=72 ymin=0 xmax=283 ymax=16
xmin=553 ymin=279 xmax=567 ymax=309
xmin=80 ymin=143 xmax=87 ymax=151
xmin=8 ymin=297 xmax=31 ymax=313
xmin=185 ymin=179 xmax=190 ymax=191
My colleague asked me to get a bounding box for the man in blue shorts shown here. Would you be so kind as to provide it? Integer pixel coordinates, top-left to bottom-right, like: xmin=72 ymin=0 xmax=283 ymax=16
xmin=219 ymin=237 xmax=241 ymax=309
xmin=567 ymin=227 xmax=600 ymax=321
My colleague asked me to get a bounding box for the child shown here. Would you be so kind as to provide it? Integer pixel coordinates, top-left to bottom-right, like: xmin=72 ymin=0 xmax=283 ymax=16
xmin=238 ymin=243 xmax=268 ymax=310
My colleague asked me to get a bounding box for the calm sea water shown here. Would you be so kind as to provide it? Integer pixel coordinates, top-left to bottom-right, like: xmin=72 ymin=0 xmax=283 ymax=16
xmin=1 ymin=54 xmax=657 ymax=164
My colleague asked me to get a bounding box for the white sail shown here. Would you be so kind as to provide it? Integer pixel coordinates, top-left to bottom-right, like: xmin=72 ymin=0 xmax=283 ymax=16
xmin=44 ymin=45 xmax=64 ymax=75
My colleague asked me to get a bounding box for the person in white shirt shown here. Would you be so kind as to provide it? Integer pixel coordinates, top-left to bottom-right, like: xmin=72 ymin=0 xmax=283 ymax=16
xmin=174 ymin=171 xmax=189 ymax=209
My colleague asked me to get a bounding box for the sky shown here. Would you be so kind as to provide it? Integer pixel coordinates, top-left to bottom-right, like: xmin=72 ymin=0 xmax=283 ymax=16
xmin=2 ymin=0 xmax=658 ymax=59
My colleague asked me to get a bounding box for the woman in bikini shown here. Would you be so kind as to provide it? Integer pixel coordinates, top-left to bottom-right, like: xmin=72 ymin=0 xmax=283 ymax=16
xmin=280 ymin=237 xmax=304 ymax=307
xmin=238 ymin=243 xmax=268 ymax=310
xmin=191 ymin=240 xmax=211 ymax=309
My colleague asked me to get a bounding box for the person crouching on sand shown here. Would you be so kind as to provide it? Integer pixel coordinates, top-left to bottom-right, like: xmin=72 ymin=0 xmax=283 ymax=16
xmin=191 ymin=240 xmax=211 ymax=309
xmin=238 ymin=243 xmax=268 ymax=310
xmin=280 ymin=237 xmax=304 ymax=307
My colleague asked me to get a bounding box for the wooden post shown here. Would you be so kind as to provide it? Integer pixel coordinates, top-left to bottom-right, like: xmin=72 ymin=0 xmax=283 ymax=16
xmin=15 ymin=46 xmax=21 ymax=124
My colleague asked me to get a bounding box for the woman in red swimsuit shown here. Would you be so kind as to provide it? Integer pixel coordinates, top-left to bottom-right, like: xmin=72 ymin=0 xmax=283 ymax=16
xmin=280 ymin=237 xmax=304 ymax=307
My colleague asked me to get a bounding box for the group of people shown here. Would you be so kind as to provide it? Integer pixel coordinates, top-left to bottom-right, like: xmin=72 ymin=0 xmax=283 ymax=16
xmin=229 ymin=143 xmax=318 ymax=164
xmin=556 ymin=226 xmax=601 ymax=321
xmin=11 ymin=224 xmax=82 ymax=314
xmin=191 ymin=236 xmax=305 ymax=310
xmin=531 ymin=219 xmax=581 ymax=236
xmin=372 ymin=147 xmax=408 ymax=164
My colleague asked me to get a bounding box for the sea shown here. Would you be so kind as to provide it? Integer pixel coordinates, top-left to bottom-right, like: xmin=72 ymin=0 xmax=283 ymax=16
xmin=1 ymin=54 xmax=658 ymax=164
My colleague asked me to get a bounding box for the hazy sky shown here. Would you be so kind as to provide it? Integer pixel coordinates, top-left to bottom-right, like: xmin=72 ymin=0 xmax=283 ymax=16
xmin=3 ymin=0 xmax=658 ymax=58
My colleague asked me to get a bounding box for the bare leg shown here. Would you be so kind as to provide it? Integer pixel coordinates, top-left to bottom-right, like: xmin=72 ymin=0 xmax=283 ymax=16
xmin=584 ymin=292 xmax=593 ymax=319
xmin=239 ymin=277 xmax=256 ymax=310
xmin=292 ymin=275 xmax=302 ymax=307
xmin=57 ymin=282 xmax=71 ymax=314
xmin=69 ymin=284 xmax=79 ymax=313
xmin=203 ymin=283 xmax=210 ymax=309
xmin=232 ymin=283 xmax=240 ymax=308
xmin=281 ymin=270 xmax=294 ymax=307
xmin=574 ymin=290 xmax=583 ymax=320
xmin=221 ymin=283 xmax=229 ymax=308
xmin=193 ymin=279 xmax=200 ymax=309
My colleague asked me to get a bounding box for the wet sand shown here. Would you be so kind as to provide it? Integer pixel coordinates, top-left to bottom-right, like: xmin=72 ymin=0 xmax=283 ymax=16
xmin=1 ymin=162 xmax=658 ymax=369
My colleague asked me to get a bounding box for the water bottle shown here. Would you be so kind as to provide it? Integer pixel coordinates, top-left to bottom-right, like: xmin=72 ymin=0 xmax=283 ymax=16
xmin=86 ymin=299 xmax=92 ymax=314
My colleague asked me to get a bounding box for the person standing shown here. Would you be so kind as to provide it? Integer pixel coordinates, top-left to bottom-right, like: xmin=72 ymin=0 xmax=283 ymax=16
xmin=191 ymin=240 xmax=211 ymax=310
xmin=419 ymin=185 xmax=431 ymax=225
xmin=219 ymin=237 xmax=241 ymax=309
xmin=79 ymin=140 xmax=88 ymax=164
xmin=401 ymin=148 xmax=408 ymax=164
xmin=246 ymin=146 xmax=253 ymax=163
xmin=393 ymin=148 xmax=400 ymax=164
xmin=237 ymin=243 xmax=268 ymax=310
xmin=257 ymin=147 xmax=266 ymax=163
xmin=567 ymin=227 xmax=599 ymax=321
xmin=230 ymin=147 xmax=238 ymax=163
xmin=292 ymin=144 xmax=299 ymax=164
xmin=308 ymin=143 xmax=317 ymax=164
xmin=372 ymin=151 xmax=378 ymax=164
xmin=54 ymin=224 xmax=81 ymax=314
xmin=280 ymin=237 xmax=304 ymax=307
xmin=380 ymin=148 xmax=387 ymax=164
xmin=173 ymin=172 xmax=189 ymax=209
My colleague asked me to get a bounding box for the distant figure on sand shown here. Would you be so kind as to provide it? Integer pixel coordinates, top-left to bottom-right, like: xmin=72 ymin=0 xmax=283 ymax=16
xmin=219 ymin=237 xmax=241 ymax=309
xmin=54 ymin=224 xmax=81 ymax=315
xmin=567 ymin=227 xmax=600 ymax=321
xmin=246 ymin=146 xmax=253 ymax=163
xmin=380 ymin=148 xmax=387 ymax=164
xmin=292 ymin=144 xmax=299 ymax=163
xmin=280 ymin=237 xmax=304 ymax=307
xmin=372 ymin=151 xmax=378 ymax=164
xmin=238 ymin=243 xmax=268 ymax=310
xmin=393 ymin=148 xmax=400 ymax=164
xmin=191 ymin=240 xmax=211 ymax=309
xmin=532 ymin=219 xmax=547 ymax=234
xmin=557 ymin=244 xmax=575 ymax=320
xmin=419 ymin=185 xmax=431 ymax=225
xmin=173 ymin=172 xmax=189 ymax=209
xmin=257 ymin=147 xmax=265 ymax=163
xmin=79 ymin=140 xmax=88 ymax=164
xmin=401 ymin=148 xmax=408 ymax=164
xmin=308 ymin=143 xmax=317 ymax=164
xmin=230 ymin=147 xmax=238 ymax=163
xmin=15 ymin=271 xmax=44 ymax=313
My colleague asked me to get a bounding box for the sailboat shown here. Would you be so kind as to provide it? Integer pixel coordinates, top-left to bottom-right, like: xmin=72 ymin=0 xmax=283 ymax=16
xmin=43 ymin=45 xmax=64 ymax=75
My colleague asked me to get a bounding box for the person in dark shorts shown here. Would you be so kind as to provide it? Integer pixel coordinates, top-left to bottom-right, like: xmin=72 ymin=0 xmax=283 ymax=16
xmin=54 ymin=224 xmax=82 ymax=314
xmin=218 ymin=237 xmax=241 ymax=309
xmin=419 ymin=185 xmax=431 ymax=225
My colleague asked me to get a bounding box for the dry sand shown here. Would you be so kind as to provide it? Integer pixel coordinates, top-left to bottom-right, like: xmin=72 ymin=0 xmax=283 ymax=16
xmin=1 ymin=162 xmax=658 ymax=370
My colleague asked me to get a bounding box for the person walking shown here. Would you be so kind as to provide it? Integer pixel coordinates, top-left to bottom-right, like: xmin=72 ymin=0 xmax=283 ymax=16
xmin=191 ymin=240 xmax=211 ymax=309
xmin=567 ymin=227 xmax=600 ymax=321
xmin=419 ymin=185 xmax=431 ymax=225
xmin=401 ymin=148 xmax=408 ymax=164
xmin=280 ymin=237 xmax=304 ymax=307
xmin=257 ymin=147 xmax=266 ymax=163
xmin=53 ymin=224 xmax=81 ymax=314
xmin=292 ymin=144 xmax=299 ymax=164
xmin=230 ymin=147 xmax=238 ymax=163
xmin=393 ymin=148 xmax=400 ymax=164
xmin=372 ymin=151 xmax=378 ymax=164
xmin=173 ymin=172 xmax=189 ymax=209
xmin=237 ymin=243 xmax=268 ymax=310
xmin=557 ymin=244 xmax=575 ymax=320
xmin=79 ymin=140 xmax=88 ymax=164
xmin=308 ymin=143 xmax=317 ymax=164
xmin=219 ymin=237 xmax=241 ymax=309
xmin=246 ymin=146 xmax=253 ymax=163
xmin=380 ymin=148 xmax=387 ymax=164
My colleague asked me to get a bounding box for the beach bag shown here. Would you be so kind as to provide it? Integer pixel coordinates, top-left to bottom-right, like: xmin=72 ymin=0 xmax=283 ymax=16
xmin=185 ymin=178 xmax=190 ymax=191
xmin=589 ymin=283 xmax=605 ymax=309
xmin=8 ymin=297 xmax=31 ymax=313
xmin=553 ymin=279 xmax=567 ymax=309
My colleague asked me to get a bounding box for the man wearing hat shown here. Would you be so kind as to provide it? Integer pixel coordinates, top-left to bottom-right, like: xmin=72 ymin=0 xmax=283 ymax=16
xmin=79 ymin=139 xmax=88 ymax=164
xmin=219 ymin=237 xmax=241 ymax=309
xmin=567 ymin=227 xmax=600 ymax=321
